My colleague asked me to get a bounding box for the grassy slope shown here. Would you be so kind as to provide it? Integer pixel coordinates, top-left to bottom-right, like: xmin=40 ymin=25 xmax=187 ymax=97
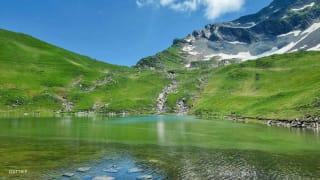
xmin=165 ymin=69 xmax=209 ymax=112
xmin=191 ymin=51 xmax=320 ymax=119
xmin=1 ymin=28 xmax=319 ymax=119
xmin=0 ymin=29 xmax=168 ymax=114
xmin=135 ymin=45 xmax=186 ymax=70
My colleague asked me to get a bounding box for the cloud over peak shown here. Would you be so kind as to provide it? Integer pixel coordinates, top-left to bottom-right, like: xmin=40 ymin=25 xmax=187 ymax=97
xmin=136 ymin=0 xmax=245 ymax=19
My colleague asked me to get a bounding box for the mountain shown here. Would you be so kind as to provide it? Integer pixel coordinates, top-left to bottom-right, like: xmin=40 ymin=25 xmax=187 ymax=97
xmin=0 ymin=29 xmax=168 ymax=115
xmin=0 ymin=28 xmax=320 ymax=120
xmin=1 ymin=0 xmax=320 ymax=120
xmin=137 ymin=0 xmax=320 ymax=70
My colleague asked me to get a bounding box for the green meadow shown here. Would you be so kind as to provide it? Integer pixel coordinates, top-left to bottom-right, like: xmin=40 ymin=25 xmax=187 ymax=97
xmin=1 ymin=29 xmax=320 ymax=120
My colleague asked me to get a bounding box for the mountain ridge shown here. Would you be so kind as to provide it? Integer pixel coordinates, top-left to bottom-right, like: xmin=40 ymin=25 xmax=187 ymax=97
xmin=137 ymin=0 xmax=320 ymax=70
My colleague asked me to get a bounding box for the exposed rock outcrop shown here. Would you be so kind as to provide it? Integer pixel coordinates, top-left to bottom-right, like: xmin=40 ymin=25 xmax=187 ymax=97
xmin=267 ymin=118 xmax=319 ymax=129
xmin=229 ymin=115 xmax=320 ymax=129
xmin=62 ymin=101 xmax=73 ymax=112
xmin=156 ymin=80 xmax=178 ymax=114
xmin=176 ymin=98 xmax=189 ymax=115
xmin=156 ymin=72 xmax=178 ymax=114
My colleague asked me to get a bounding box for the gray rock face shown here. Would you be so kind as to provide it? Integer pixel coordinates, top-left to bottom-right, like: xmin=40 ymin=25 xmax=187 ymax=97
xmin=179 ymin=0 xmax=320 ymax=68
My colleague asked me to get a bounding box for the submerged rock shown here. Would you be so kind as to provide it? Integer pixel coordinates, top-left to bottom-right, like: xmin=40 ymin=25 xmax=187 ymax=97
xmin=128 ymin=167 xmax=143 ymax=173
xmin=77 ymin=167 xmax=91 ymax=172
xmin=93 ymin=176 xmax=115 ymax=180
xmin=137 ymin=174 xmax=153 ymax=180
xmin=103 ymin=168 xmax=118 ymax=173
xmin=62 ymin=172 xmax=74 ymax=177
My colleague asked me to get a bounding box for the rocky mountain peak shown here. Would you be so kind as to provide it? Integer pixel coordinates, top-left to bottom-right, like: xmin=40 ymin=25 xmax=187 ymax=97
xmin=137 ymin=0 xmax=320 ymax=69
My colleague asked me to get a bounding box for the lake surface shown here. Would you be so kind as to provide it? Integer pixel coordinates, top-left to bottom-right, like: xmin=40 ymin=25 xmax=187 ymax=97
xmin=0 ymin=115 xmax=320 ymax=179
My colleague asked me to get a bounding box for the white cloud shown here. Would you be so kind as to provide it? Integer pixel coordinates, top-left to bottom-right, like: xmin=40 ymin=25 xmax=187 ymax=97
xmin=160 ymin=0 xmax=175 ymax=6
xmin=136 ymin=0 xmax=156 ymax=8
xmin=203 ymin=0 xmax=245 ymax=19
xmin=136 ymin=0 xmax=245 ymax=19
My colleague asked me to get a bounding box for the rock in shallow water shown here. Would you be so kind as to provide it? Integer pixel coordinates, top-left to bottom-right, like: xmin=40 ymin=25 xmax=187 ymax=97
xmin=103 ymin=168 xmax=118 ymax=173
xmin=77 ymin=167 xmax=91 ymax=172
xmin=93 ymin=176 xmax=115 ymax=180
xmin=137 ymin=174 xmax=153 ymax=180
xmin=128 ymin=167 xmax=143 ymax=173
xmin=62 ymin=172 xmax=74 ymax=177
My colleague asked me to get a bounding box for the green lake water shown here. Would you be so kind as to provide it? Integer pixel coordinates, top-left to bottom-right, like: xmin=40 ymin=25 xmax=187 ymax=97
xmin=0 ymin=115 xmax=320 ymax=179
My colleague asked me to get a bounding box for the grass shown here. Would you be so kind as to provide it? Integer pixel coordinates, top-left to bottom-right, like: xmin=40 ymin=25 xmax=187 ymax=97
xmin=0 ymin=29 xmax=168 ymax=115
xmin=135 ymin=45 xmax=185 ymax=70
xmin=191 ymin=51 xmax=320 ymax=119
xmin=1 ymin=28 xmax=320 ymax=120
xmin=165 ymin=69 xmax=210 ymax=112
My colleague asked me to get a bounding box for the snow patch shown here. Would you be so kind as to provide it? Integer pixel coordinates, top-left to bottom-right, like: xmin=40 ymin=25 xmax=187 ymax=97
xmin=226 ymin=41 xmax=247 ymax=45
xmin=299 ymin=45 xmax=308 ymax=49
xmin=215 ymin=52 xmax=257 ymax=61
xmin=273 ymin=9 xmax=280 ymax=13
xmin=277 ymin=30 xmax=301 ymax=37
xmin=301 ymin=22 xmax=320 ymax=35
xmin=203 ymin=54 xmax=215 ymax=60
xmin=291 ymin=2 xmax=315 ymax=12
xmin=275 ymin=42 xmax=297 ymax=54
xmin=308 ymin=44 xmax=320 ymax=51
xmin=182 ymin=45 xmax=200 ymax=55
xmin=243 ymin=22 xmax=256 ymax=28
xmin=182 ymin=45 xmax=195 ymax=52
xmin=274 ymin=22 xmax=320 ymax=54
xmin=188 ymin=51 xmax=200 ymax=56
xmin=185 ymin=36 xmax=195 ymax=43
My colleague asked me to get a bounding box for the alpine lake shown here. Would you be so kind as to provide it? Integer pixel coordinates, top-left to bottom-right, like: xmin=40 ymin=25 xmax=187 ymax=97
xmin=1 ymin=115 xmax=320 ymax=179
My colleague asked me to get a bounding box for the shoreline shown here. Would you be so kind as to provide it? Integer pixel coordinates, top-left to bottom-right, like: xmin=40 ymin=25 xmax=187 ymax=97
xmin=1 ymin=110 xmax=319 ymax=130
xmin=227 ymin=115 xmax=320 ymax=130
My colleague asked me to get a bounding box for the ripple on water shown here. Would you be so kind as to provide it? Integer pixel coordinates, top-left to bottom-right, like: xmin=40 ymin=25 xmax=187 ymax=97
xmin=48 ymin=144 xmax=320 ymax=180
xmin=57 ymin=152 xmax=163 ymax=180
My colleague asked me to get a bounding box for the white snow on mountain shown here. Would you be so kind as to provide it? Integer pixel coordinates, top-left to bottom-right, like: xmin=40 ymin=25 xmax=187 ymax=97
xmin=308 ymin=44 xmax=320 ymax=51
xmin=291 ymin=2 xmax=315 ymax=12
xmin=277 ymin=30 xmax=301 ymax=37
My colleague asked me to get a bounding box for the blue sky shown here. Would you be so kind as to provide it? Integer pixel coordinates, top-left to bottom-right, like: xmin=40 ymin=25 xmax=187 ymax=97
xmin=0 ymin=0 xmax=272 ymax=66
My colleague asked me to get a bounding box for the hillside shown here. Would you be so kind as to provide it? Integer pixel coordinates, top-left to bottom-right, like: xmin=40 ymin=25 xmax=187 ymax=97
xmin=0 ymin=28 xmax=319 ymax=120
xmin=0 ymin=29 xmax=169 ymax=115
xmin=191 ymin=51 xmax=320 ymax=119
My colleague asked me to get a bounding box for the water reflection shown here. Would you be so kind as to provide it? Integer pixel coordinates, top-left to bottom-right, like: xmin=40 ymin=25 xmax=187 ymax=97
xmin=0 ymin=116 xmax=320 ymax=179
xmin=157 ymin=120 xmax=165 ymax=144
